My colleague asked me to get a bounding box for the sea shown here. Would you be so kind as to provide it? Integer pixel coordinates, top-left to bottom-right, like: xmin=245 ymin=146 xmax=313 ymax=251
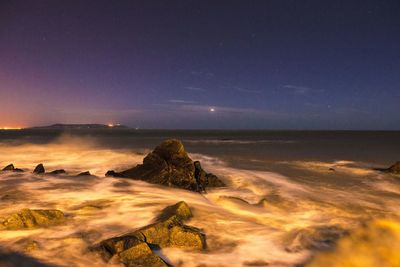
xmin=0 ymin=129 xmax=399 ymax=267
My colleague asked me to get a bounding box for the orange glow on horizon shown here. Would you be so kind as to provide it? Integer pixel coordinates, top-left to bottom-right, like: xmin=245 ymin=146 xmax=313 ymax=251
xmin=0 ymin=126 xmax=23 ymax=130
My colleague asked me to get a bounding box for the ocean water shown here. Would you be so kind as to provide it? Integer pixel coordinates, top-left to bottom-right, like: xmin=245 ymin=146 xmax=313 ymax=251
xmin=0 ymin=129 xmax=400 ymax=267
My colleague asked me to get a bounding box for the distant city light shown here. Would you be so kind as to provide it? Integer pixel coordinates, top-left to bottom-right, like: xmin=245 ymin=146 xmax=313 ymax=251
xmin=0 ymin=127 xmax=23 ymax=130
xmin=108 ymin=123 xmax=114 ymax=127
xmin=209 ymin=108 xmax=215 ymax=112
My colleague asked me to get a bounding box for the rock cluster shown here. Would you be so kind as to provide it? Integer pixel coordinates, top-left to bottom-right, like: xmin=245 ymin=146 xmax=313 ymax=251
xmin=106 ymin=139 xmax=225 ymax=192
xmin=92 ymin=201 xmax=206 ymax=267
xmin=1 ymin=209 xmax=65 ymax=230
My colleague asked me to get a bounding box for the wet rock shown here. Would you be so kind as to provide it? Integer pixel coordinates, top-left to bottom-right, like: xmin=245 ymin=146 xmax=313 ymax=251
xmin=106 ymin=139 xmax=225 ymax=192
xmin=2 ymin=164 xmax=15 ymax=171
xmin=48 ymin=169 xmax=66 ymax=175
xmin=33 ymin=164 xmax=45 ymax=174
xmin=306 ymin=219 xmax=400 ymax=267
xmin=93 ymin=201 xmax=205 ymax=266
xmin=2 ymin=209 xmax=65 ymax=230
xmin=105 ymin=170 xmax=117 ymax=177
xmin=284 ymin=225 xmax=347 ymax=253
xmin=387 ymin=161 xmax=400 ymax=174
xmin=77 ymin=171 xmax=92 ymax=176
xmin=24 ymin=240 xmax=39 ymax=252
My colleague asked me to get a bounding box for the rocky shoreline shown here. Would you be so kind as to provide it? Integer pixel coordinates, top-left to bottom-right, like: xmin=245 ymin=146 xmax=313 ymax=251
xmin=1 ymin=139 xmax=400 ymax=266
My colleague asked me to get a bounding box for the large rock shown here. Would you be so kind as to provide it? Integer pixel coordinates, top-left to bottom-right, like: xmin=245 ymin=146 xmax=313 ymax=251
xmin=93 ymin=201 xmax=205 ymax=266
xmin=106 ymin=139 xmax=225 ymax=192
xmin=2 ymin=209 xmax=65 ymax=230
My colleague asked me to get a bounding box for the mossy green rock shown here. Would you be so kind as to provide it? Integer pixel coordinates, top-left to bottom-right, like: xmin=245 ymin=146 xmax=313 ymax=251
xmin=2 ymin=209 xmax=65 ymax=230
xmin=94 ymin=201 xmax=206 ymax=266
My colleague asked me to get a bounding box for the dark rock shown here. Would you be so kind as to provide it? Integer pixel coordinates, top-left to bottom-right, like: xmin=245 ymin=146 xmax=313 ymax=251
xmin=13 ymin=168 xmax=24 ymax=172
xmin=48 ymin=169 xmax=66 ymax=175
xmin=2 ymin=164 xmax=15 ymax=171
xmin=93 ymin=201 xmax=205 ymax=266
xmin=77 ymin=171 xmax=92 ymax=176
xmin=33 ymin=164 xmax=45 ymax=174
xmin=106 ymin=139 xmax=225 ymax=192
xmin=387 ymin=161 xmax=400 ymax=174
xmin=105 ymin=170 xmax=117 ymax=177
xmin=328 ymin=168 xmax=335 ymax=171
xmin=1 ymin=209 xmax=65 ymax=230
xmin=284 ymin=225 xmax=347 ymax=252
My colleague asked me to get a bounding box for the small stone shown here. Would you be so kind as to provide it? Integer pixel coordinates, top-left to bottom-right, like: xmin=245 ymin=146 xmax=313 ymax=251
xmin=2 ymin=164 xmax=15 ymax=171
xmin=49 ymin=169 xmax=66 ymax=175
xmin=33 ymin=164 xmax=45 ymax=174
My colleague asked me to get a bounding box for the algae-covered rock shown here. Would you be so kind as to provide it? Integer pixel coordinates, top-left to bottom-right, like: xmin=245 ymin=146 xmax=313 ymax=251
xmin=94 ymin=201 xmax=205 ymax=266
xmin=155 ymin=201 xmax=192 ymax=223
xmin=119 ymin=242 xmax=168 ymax=267
xmin=2 ymin=209 xmax=65 ymax=230
xmin=33 ymin=164 xmax=45 ymax=174
xmin=106 ymin=139 xmax=225 ymax=192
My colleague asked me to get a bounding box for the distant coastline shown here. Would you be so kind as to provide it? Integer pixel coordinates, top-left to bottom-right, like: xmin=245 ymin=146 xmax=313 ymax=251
xmin=29 ymin=123 xmax=129 ymax=129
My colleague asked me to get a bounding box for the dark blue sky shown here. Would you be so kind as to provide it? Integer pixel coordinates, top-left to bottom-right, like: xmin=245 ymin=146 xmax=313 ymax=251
xmin=1 ymin=0 xmax=399 ymax=129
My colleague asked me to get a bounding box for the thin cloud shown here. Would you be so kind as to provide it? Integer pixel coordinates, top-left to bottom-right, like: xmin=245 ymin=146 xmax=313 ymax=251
xmin=282 ymin=84 xmax=324 ymax=95
xmin=221 ymin=86 xmax=262 ymax=94
xmin=167 ymin=99 xmax=197 ymax=104
xmin=183 ymin=86 xmax=206 ymax=92
xmin=234 ymin=87 xmax=262 ymax=93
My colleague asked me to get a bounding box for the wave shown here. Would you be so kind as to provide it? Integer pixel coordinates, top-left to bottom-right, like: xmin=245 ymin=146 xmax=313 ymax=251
xmin=0 ymin=136 xmax=399 ymax=266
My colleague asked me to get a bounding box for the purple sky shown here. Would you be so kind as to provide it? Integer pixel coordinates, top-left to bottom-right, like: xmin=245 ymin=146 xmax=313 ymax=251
xmin=1 ymin=0 xmax=399 ymax=129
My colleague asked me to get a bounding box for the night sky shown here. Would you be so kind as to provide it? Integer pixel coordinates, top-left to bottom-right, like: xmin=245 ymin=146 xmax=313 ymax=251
xmin=1 ymin=0 xmax=399 ymax=129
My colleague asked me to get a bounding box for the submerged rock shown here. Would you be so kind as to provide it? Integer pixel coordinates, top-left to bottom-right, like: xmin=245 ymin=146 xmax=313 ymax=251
xmin=387 ymin=161 xmax=400 ymax=174
xmin=48 ymin=169 xmax=66 ymax=175
xmin=93 ymin=201 xmax=205 ymax=266
xmin=106 ymin=139 xmax=225 ymax=192
xmin=2 ymin=209 xmax=65 ymax=230
xmin=77 ymin=171 xmax=92 ymax=176
xmin=285 ymin=225 xmax=347 ymax=252
xmin=33 ymin=164 xmax=45 ymax=174
xmin=307 ymin=219 xmax=400 ymax=267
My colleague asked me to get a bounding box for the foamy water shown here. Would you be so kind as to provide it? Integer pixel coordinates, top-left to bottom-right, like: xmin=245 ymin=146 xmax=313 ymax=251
xmin=0 ymin=135 xmax=400 ymax=267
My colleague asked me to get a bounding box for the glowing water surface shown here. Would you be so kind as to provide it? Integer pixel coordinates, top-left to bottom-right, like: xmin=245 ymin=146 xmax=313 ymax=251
xmin=0 ymin=135 xmax=399 ymax=267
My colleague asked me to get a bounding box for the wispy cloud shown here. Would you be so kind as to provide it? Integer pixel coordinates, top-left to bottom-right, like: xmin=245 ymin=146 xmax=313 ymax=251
xmin=282 ymin=84 xmax=324 ymax=95
xmin=167 ymin=99 xmax=197 ymax=104
xmin=221 ymin=86 xmax=262 ymax=94
xmin=183 ymin=86 xmax=206 ymax=92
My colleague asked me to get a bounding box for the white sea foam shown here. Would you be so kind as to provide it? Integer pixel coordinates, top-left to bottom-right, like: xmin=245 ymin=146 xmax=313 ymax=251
xmin=0 ymin=137 xmax=399 ymax=266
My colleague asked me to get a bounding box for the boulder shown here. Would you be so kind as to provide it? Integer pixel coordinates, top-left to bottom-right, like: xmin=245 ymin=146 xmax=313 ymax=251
xmin=33 ymin=164 xmax=45 ymax=174
xmin=2 ymin=209 xmax=65 ymax=230
xmin=106 ymin=139 xmax=225 ymax=192
xmin=93 ymin=201 xmax=205 ymax=266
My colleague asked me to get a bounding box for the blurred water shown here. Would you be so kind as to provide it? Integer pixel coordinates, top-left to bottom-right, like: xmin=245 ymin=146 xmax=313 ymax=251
xmin=0 ymin=130 xmax=399 ymax=266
